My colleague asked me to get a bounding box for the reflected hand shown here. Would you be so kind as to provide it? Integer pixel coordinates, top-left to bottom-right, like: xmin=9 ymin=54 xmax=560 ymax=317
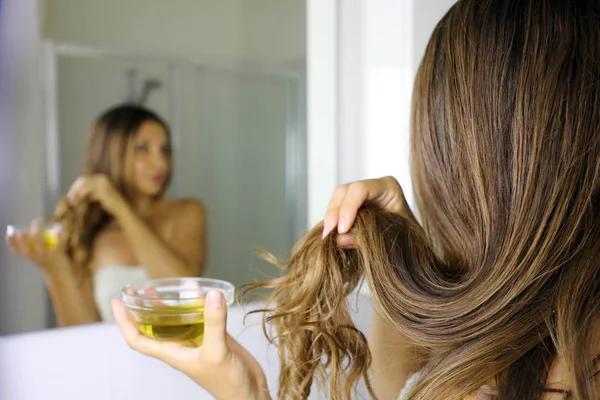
xmin=322 ymin=176 xmax=416 ymax=247
xmin=5 ymin=218 xmax=68 ymax=271
xmin=67 ymin=174 xmax=126 ymax=215
xmin=113 ymin=291 xmax=271 ymax=400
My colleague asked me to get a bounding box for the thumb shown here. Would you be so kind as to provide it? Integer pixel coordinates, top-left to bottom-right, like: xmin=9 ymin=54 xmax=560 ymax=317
xmin=52 ymin=223 xmax=67 ymax=251
xmin=202 ymin=290 xmax=229 ymax=359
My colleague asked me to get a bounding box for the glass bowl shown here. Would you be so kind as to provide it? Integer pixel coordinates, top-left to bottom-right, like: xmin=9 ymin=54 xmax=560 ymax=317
xmin=121 ymin=277 xmax=235 ymax=346
xmin=6 ymin=222 xmax=62 ymax=251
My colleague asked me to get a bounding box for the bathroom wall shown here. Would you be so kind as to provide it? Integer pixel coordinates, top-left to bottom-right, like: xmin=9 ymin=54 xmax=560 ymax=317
xmin=0 ymin=0 xmax=48 ymax=334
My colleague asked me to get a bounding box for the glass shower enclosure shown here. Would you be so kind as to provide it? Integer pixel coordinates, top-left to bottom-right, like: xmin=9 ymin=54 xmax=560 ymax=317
xmin=41 ymin=41 xmax=307 ymax=319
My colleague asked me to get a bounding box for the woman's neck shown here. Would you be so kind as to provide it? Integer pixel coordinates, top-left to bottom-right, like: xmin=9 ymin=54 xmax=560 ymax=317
xmin=128 ymin=195 xmax=162 ymax=218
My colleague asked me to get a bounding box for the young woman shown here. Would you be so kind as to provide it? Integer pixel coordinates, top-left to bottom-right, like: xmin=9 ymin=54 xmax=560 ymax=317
xmin=7 ymin=104 xmax=206 ymax=325
xmin=112 ymin=0 xmax=600 ymax=398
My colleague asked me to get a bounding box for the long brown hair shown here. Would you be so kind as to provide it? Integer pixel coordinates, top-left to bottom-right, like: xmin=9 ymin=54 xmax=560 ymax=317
xmin=53 ymin=104 xmax=171 ymax=272
xmin=244 ymin=0 xmax=600 ymax=399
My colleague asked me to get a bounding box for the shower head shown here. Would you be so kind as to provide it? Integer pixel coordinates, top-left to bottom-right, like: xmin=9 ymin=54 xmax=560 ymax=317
xmin=124 ymin=68 xmax=163 ymax=105
xmin=138 ymin=79 xmax=163 ymax=104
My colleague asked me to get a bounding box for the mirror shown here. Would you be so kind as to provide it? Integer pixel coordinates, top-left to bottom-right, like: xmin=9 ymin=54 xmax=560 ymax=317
xmin=0 ymin=0 xmax=306 ymax=334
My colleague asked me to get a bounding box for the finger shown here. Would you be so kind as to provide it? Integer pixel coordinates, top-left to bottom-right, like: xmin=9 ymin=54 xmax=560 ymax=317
xmin=29 ymin=219 xmax=45 ymax=254
xmin=6 ymin=225 xmax=15 ymax=238
xmin=323 ymin=184 xmax=349 ymax=238
xmin=113 ymin=299 xmax=194 ymax=372
xmin=15 ymin=230 xmax=30 ymax=257
xmin=181 ymin=279 xmax=205 ymax=307
xmin=54 ymin=225 xmax=67 ymax=251
xmin=124 ymin=287 xmax=165 ymax=309
xmin=6 ymin=236 xmax=18 ymax=254
xmin=226 ymin=335 xmax=268 ymax=384
xmin=338 ymin=179 xmax=385 ymax=233
xmin=5 ymin=227 xmax=19 ymax=255
xmin=66 ymin=178 xmax=83 ymax=202
xmin=124 ymin=287 xmax=143 ymax=307
xmin=143 ymin=287 xmax=164 ymax=307
xmin=182 ymin=279 xmax=203 ymax=295
xmin=73 ymin=187 xmax=91 ymax=204
xmin=336 ymin=233 xmax=357 ymax=248
xmin=378 ymin=176 xmax=412 ymax=216
xmin=112 ymin=299 xmax=165 ymax=359
xmin=202 ymin=290 xmax=229 ymax=362
xmin=68 ymin=178 xmax=91 ymax=203
xmin=336 ymin=181 xmax=372 ymax=233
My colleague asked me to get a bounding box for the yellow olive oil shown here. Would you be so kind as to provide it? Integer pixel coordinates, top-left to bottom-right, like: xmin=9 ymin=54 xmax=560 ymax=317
xmin=132 ymin=300 xmax=206 ymax=346
xmin=26 ymin=229 xmax=59 ymax=252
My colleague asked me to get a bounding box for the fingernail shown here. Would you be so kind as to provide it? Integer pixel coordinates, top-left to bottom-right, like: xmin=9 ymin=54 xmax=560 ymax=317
xmin=337 ymin=234 xmax=356 ymax=248
xmin=322 ymin=223 xmax=333 ymax=238
xmin=51 ymin=223 xmax=63 ymax=233
xmin=206 ymin=291 xmax=223 ymax=309
xmin=6 ymin=226 xmax=15 ymax=237
xmin=473 ymin=386 xmax=495 ymax=400
xmin=338 ymin=218 xmax=348 ymax=233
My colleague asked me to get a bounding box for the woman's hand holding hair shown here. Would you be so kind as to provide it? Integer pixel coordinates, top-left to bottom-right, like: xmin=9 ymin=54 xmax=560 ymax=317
xmin=67 ymin=174 xmax=127 ymax=216
xmin=323 ymin=175 xmax=416 ymax=246
xmin=321 ymin=175 xmax=426 ymax=399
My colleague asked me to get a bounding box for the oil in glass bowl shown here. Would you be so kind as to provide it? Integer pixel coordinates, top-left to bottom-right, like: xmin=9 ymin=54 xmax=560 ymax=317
xmin=122 ymin=277 xmax=235 ymax=346
xmin=6 ymin=223 xmax=62 ymax=251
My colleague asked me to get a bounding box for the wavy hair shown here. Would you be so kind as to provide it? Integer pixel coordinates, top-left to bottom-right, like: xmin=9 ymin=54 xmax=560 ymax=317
xmin=244 ymin=1 xmax=600 ymax=399
xmin=53 ymin=104 xmax=171 ymax=272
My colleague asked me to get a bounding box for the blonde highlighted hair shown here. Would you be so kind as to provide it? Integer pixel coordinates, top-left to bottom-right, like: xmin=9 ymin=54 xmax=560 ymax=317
xmin=244 ymin=1 xmax=600 ymax=399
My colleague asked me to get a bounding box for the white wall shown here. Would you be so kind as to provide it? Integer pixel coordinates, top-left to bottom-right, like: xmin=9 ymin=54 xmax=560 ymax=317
xmin=413 ymin=0 xmax=456 ymax=72
xmin=306 ymin=0 xmax=337 ymax=226
xmin=43 ymin=0 xmax=305 ymax=66
xmin=0 ymin=0 xmax=49 ymax=334
xmin=337 ymin=0 xmax=456 ymax=210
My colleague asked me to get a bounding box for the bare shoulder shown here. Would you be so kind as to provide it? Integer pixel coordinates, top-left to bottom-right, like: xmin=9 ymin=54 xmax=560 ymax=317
xmin=158 ymin=199 xmax=206 ymax=245
xmin=162 ymin=198 xmax=206 ymax=222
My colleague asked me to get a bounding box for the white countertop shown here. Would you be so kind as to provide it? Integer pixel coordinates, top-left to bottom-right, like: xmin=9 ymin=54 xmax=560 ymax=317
xmin=0 ymin=294 xmax=374 ymax=400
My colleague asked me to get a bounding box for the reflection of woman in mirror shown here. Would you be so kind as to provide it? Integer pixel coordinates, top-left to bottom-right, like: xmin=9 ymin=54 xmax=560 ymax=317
xmin=6 ymin=104 xmax=206 ymax=325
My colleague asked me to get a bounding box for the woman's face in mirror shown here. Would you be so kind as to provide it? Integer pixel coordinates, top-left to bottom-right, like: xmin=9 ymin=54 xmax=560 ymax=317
xmin=125 ymin=121 xmax=171 ymax=197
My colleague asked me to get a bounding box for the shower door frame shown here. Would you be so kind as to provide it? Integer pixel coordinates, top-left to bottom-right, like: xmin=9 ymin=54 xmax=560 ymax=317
xmin=40 ymin=40 xmax=307 ymax=327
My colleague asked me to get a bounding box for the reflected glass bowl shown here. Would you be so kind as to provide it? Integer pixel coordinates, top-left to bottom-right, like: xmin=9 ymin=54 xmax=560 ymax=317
xmin=6 ymin=222 xmax=62 ymax=251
